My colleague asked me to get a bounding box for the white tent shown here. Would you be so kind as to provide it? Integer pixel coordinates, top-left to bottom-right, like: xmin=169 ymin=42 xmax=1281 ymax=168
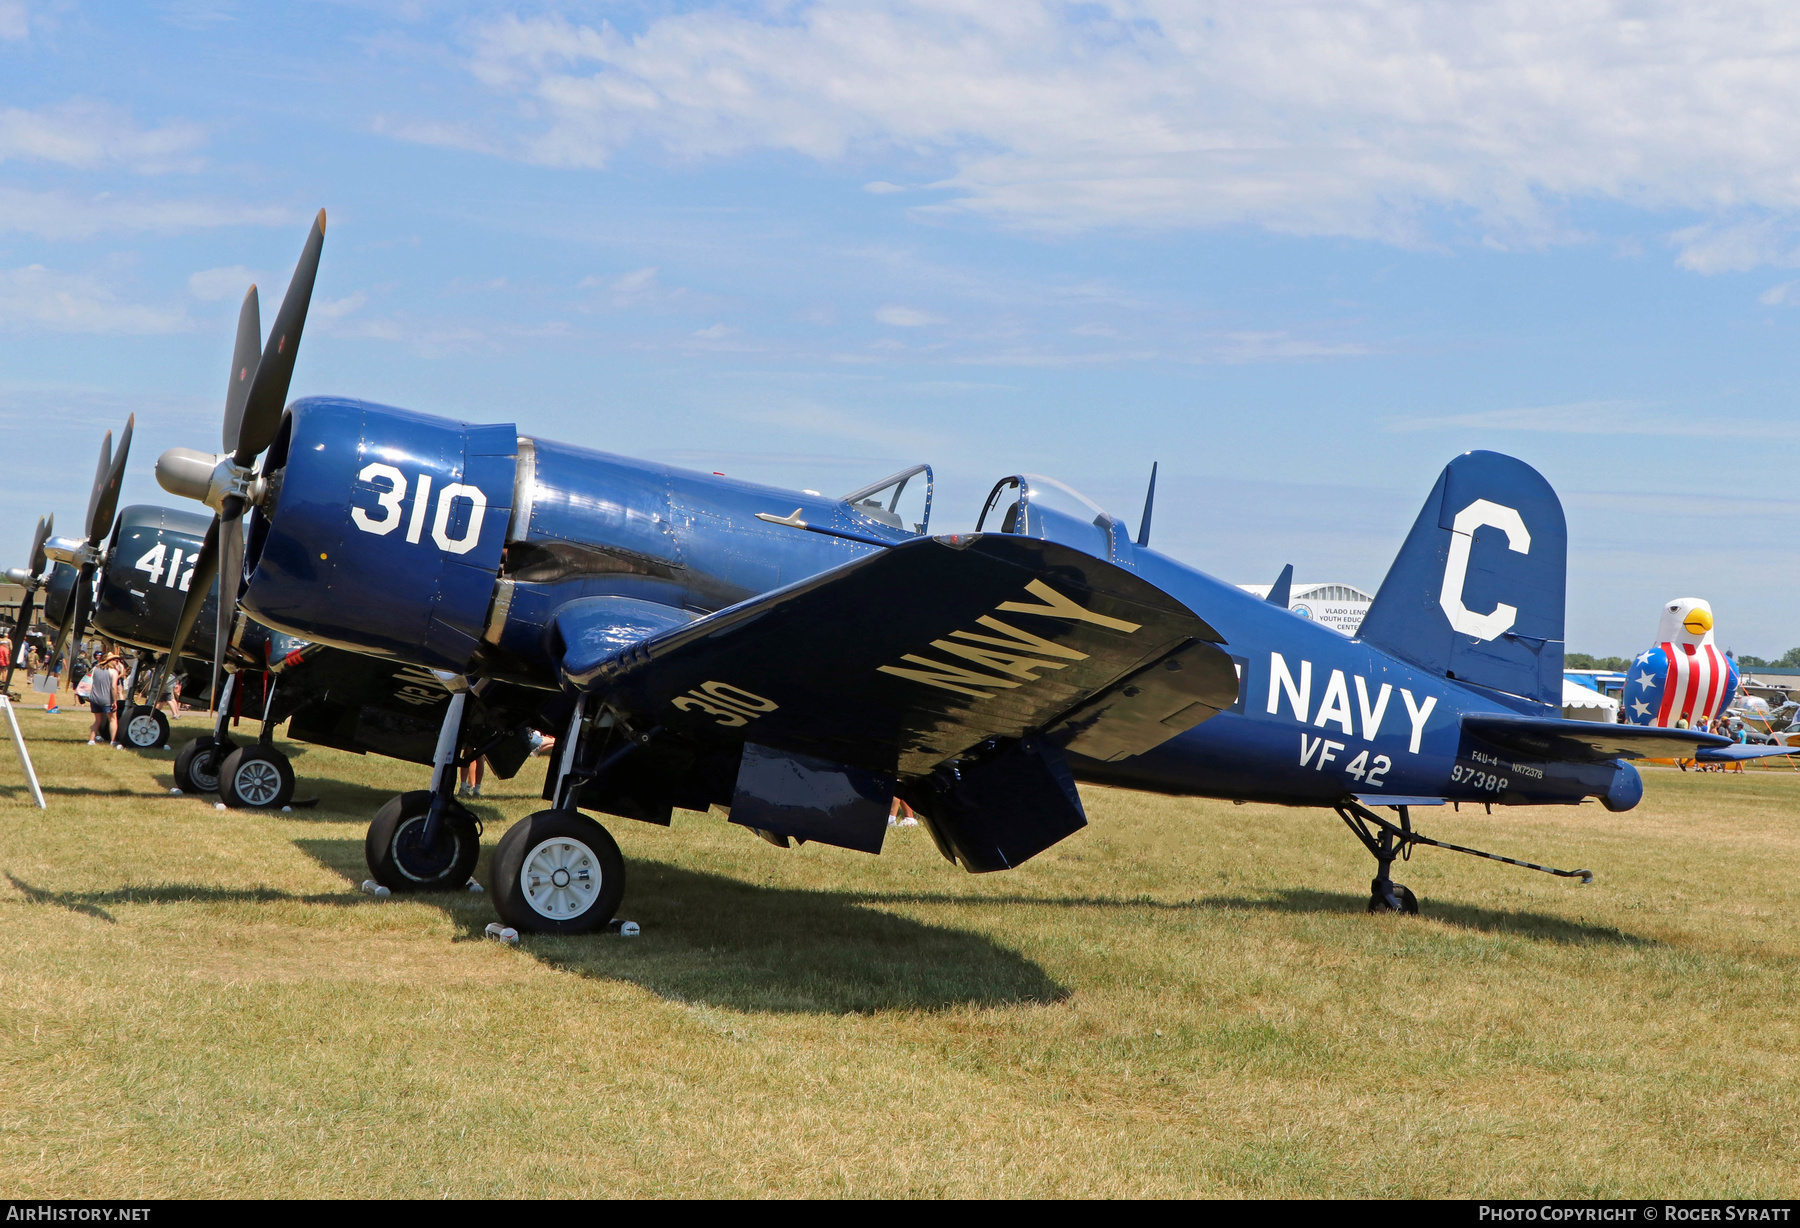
xmin=1562 ymin=677 xmax=1621 ymax=723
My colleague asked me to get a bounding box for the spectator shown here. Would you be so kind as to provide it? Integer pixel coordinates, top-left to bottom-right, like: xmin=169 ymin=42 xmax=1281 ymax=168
xmin=459 ymin=754 xmax=485 ymax=799
xmin=86 ymin=655 xmax=119 ymax=747
xmin=42 ymin=653 xmax=61 ymax=714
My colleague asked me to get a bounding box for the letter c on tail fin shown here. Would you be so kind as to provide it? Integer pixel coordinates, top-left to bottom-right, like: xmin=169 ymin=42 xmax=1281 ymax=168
xmin=1438 ymin=499 xmax=1530 ymax=641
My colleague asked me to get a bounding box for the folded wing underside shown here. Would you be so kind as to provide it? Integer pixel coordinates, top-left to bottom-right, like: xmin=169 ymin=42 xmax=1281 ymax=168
xmin=578 ymin=533 xmax=1240 ymax=779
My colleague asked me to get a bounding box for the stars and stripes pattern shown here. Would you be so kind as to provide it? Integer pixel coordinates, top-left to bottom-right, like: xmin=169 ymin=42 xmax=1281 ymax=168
xmin=1624 ymin=643 xmax=1739 ymax=727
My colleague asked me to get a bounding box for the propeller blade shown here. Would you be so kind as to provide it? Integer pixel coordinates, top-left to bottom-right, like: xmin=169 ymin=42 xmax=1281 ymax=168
xmin=27 ymin=514 xmax=51 ymax=578
xmin=221 ymin=285 xmax=262 ymax=455
xmin=163 ymin=517 xmax=220 ymax=683
xmin=236 ymin=209 xmax=325 ymax=462
xmin=70 ymin=562 xmax=95 ymax=660
xmin=87 ymin=414 xmax=134 ymax=548
xmin=3 ymin=588 xmax=33 ymax=691
xmin=213 ymin=509 xmax=244 ymax=709
xmin=84 ymin=429 xmax=113 ymax=544
xmin=48 ymin=560 xmax=92 ymax=676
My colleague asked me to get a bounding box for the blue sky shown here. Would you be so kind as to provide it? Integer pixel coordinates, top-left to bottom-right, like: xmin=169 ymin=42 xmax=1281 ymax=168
xmin=4 ymin=1 xmax=1799 ymax=657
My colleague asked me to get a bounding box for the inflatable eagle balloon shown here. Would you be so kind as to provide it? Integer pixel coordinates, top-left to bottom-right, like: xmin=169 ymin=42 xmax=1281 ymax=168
xmin=1623 ymin=597 xmax=1739 ymax=729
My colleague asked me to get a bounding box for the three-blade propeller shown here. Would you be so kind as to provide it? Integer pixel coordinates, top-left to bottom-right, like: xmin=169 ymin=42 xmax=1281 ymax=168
xmin=152 ymin=209 xmax=326 ymax=711
xmin=45 ymin=417 xmax=135 ymax=679
xmin=3 ymin=514 xmax=53 ymax=692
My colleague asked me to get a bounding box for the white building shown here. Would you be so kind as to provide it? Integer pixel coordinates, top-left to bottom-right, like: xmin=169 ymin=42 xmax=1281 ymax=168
xmin=1237 ymin=582 xmax=1374 ymax=636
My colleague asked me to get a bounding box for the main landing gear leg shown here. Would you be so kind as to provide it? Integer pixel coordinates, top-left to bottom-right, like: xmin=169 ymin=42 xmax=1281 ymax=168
xmin=365 ymin=685 xmax=480 ymax=892
xmin=1337 ymin=801 xmax=1419 ymax=914
xmin=1333 ymin=799 xmax=1596 ymax=916
xmin=489 ymin=697 xmax=641 ymax=936
xmin=219 ymin=674 xmax=295 ymax=809
xmin=173 ymin=670 xmax=238 ymax=795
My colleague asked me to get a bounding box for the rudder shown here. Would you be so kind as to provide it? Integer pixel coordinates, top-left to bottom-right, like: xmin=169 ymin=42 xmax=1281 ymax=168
xmin=1357 ymin=451 xmax=1565 ymax=705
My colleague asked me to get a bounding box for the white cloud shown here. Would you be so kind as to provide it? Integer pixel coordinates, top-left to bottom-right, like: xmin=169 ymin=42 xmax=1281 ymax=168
xmin=0 ymin=187 xmax=291 ymax=239
xmin=693 ymin=323 xmax=735 ymax=338
xmin=445 ymin=2 xmax=1800 ymax=259
xmin=874 ymin=305 xmax=943 ymax=327
xmin=1209 ymin=331 xmax=1369 ymax=363
xmin=1672 ymin=220 xmax=1800 ymax=274
xmin=187 ymin=265 xmax=262 ymax=302
xmin=315 ymin=291 xmax=369 ymax=320
xmin=1386 ymin=400 xmax=1800 ymax=439
xmin=0 ymin=100 xmax=207 ymax=173
xmin=0 ymin=265 xmax=188 ymax=334
xmin=1759 ymin=279 xmax=1800 ymax=306
xmin=0 ymin=1 xmax=29 ymax=41
xmin=862 ymin=181 xmax=905 ymax=194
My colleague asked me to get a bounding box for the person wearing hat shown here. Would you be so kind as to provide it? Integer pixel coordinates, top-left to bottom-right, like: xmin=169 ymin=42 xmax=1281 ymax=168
xmin=87 ymin=654 xmax=121 ymax=747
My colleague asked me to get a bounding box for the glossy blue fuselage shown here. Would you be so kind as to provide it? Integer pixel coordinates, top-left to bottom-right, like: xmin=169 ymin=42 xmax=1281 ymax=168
xmin=241 ymin=396 xmax=1633 ymax=814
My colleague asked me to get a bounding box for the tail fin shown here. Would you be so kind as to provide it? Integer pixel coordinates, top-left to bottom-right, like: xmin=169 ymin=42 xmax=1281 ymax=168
xmin=1358 ymin=451 xmax=1566 ymax=705
xmin=1266 ymin=563 xmax=1293 ymax=607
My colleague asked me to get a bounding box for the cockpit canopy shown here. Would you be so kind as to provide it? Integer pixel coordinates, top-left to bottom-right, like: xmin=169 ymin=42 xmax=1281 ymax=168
xmin=977 ymin=474 xmax=1131 ymax=561
xmin=842 ymin=464 xmax=932 ymax=535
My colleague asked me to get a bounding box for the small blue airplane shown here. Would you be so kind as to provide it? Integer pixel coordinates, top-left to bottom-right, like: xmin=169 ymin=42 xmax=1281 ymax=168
xmin=145 ymin=212 xmax=1799 ymax=933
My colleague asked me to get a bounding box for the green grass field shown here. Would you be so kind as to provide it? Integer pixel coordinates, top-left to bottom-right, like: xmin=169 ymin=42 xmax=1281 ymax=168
xmin=1 ymin=699 xmax=1797 ymax=1197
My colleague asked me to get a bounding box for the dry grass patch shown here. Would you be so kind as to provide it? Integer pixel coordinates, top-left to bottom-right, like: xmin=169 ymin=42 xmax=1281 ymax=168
xmin=0 ymin=705 xmax=1796 ymax=1196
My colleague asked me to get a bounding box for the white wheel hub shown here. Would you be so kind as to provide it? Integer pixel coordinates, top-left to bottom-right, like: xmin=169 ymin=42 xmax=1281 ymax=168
xmin=521 ymin=837 xmax=600 ymax=920
xmin=126 ymin=714 xmax=160 ymax=746
xmin=234 ymin=758 xmax=283 ymax=807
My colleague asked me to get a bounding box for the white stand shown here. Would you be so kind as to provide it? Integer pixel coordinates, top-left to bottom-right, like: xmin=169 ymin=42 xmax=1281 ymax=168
xmin=1 ymin=695 xmax=46 ymax=809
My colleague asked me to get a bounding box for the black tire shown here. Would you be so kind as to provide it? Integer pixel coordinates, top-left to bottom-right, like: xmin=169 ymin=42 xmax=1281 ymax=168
xmin=1368 ymin=881 xmax=1421 ymax=915
xmin=366 ymin=790 xmax=481 ymax=893
xmin=173 ymin=735 xmax=235 ymax=795
xmin=120 ymin=706 xmax=170 ymax=750
xmin=219 ymin=745 xmax=296 ymax=809
xmin=490 ymin=809 xmax=624 ymax=935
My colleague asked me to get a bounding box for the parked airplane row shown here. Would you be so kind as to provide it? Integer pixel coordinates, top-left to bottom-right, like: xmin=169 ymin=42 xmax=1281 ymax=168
xmin=9 ymin=211 xmax=1794 ymax=936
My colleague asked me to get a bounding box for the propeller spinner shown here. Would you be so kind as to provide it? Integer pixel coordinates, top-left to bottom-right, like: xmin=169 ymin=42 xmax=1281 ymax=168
xmin=152 ymin=208 xmax=326 ymax=709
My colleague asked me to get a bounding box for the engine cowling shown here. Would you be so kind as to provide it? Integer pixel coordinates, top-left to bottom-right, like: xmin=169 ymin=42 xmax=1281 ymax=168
xmin=242 ymin=396 xmax=517 ymax=671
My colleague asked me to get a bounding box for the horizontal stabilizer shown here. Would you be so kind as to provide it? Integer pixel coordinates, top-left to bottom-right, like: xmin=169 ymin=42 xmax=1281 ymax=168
xmin=1693 ymin=743 xmax=1800 ymax=763
xmin=1463 ymin=713 xmax=1731 ymax=763
xmin=587 ymin=533 xmax=1236 ymax=778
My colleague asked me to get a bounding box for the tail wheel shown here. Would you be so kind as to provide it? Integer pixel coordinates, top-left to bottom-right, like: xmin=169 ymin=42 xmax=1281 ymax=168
xmin=1368 ymin=883 xmax=1420 ymax=915
xmin=173 ymin=735 xmax=235 ymax=795
xmin=366 ymin=790 xmax=480 ymax=893
xmin=490 ymin=809 xmax=624 ymax=935
xmin=122 ymin=705 xmax=170 ymax=750
xmin=218 ymin=745 xmax=296 ymax=809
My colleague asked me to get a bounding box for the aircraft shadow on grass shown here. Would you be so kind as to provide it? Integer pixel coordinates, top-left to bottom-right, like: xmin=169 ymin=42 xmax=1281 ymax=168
xmin=845 ymin=887 xmax=1658 ymax=948
xmin=282 ymin=835 xmax=1070 ymax=1016
xmin=4 ymin=871 xmax=361 ymax=925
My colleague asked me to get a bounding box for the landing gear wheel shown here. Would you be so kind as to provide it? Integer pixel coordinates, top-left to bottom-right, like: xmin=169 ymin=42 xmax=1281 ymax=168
xmin=173 ymin=735 xmax=235 ymax=795
xmin=121 ymin=705 xmax=170 ymax=750
xmin=1368 ymin=881 xmax=1420 ymax=914
xmin=366 ymin=790 xmax=481 ymax=893
xmin=490 ymin=809 xmax=624 ymax=935
xmin=218 ymin=745 xmax=296 ymax=809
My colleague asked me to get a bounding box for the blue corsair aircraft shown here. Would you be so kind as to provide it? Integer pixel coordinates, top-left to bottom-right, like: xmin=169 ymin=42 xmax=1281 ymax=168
xmin=147 ymin=212 xmax=1799 ymax=934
